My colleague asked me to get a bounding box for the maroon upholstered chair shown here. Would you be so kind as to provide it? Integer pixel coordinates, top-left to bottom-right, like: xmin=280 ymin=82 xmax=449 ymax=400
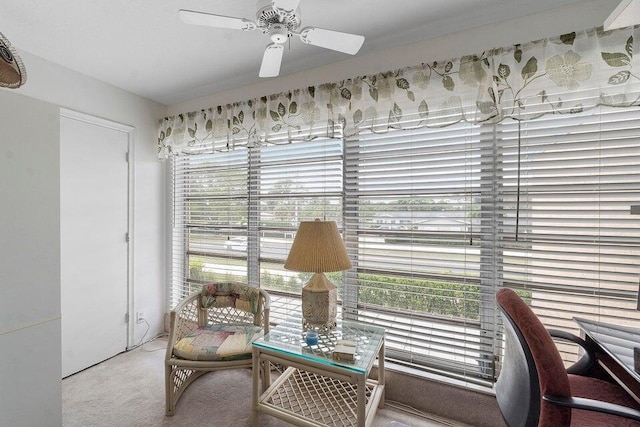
xmin=495 ymin=288 xmax=640 ymax=427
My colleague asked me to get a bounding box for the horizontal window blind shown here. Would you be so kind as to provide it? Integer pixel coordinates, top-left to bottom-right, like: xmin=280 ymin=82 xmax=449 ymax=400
xmin=497 ymin=106 xmax=640 ymax=365
xmin=344 ymin=119 xmax=498 ymax=385
xmin=169 ymin=149 xmax=249 ymax=308
xmin=252 ymin=137 xmax=345 ymax=323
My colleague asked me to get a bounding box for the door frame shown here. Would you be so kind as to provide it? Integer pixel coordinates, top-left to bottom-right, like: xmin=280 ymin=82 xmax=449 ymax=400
xmin=60 ymin=108 xmax=136 ymax=348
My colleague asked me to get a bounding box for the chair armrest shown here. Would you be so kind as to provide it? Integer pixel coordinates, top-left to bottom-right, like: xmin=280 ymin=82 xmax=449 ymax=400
xmin=166 ymin=292 xmax=200 ymax=359
xmin=547 ymin=328 xmax=596 ymax=375
xmin=543 ymin=395 xmax=640 ymax=421
xmin=257 ymin=288 xmax=270 ymax=334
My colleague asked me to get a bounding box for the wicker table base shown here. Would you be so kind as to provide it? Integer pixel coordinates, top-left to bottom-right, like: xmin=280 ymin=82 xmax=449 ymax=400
xmin=251 ymin=319 xmax=385 ymax=427
xmin=258 ymin=367 xmax=383 ymax=426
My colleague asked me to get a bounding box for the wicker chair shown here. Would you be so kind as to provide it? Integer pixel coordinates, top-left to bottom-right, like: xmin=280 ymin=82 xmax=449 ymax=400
xmin=165 ymin=282 xmax=270 ymax=416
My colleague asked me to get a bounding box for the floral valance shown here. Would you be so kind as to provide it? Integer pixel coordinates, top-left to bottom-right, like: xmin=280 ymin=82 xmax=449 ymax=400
xmin=158 ymin=25 xmax=639 ymax=158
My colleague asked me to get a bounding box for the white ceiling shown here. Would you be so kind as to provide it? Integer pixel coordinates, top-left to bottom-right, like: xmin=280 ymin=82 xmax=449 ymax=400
xmin=2 ymin=0 xmax=601 ymax=105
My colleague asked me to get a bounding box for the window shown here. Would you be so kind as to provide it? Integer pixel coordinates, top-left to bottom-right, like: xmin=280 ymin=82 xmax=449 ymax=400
xmin=340 ymin=105 xmax=640 ymax=385
xmin=343 ymin=120 xmax=495 ymax=383
xmin=169 ymin=149 xmax=248 ymax=308
xmin=253 ymin=138 xmax=345 ymax=321
xmin=496 ymin=107 xmax=640 ymax=364
xmin=170 ymin=134 xmax=344 ymax=322
xmin=169 ymin=104 xmax=640 ymax=387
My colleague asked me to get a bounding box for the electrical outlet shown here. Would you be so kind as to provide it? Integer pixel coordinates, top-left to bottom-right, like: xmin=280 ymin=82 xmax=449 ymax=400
xmin=136 ymin=312 xmax=145 ymax=323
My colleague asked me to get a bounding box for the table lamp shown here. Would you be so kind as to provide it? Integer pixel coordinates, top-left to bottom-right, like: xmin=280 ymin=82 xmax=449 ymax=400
xmin=0 ymin=32 xmax=27 ymax=88
xmin=284 ymin=219 xmax=352 ymax=329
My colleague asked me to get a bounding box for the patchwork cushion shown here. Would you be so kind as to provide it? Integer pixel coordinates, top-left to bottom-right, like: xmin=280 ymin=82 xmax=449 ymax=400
xmin=200 ymin=282 xmax=261 ymax=315
xmin=173 ymin=323 xmax=263 ymax=361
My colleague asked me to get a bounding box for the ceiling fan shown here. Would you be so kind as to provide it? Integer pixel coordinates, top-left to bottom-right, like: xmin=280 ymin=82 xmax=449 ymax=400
xmin=179 ymin=0 xmax=365 ymax=78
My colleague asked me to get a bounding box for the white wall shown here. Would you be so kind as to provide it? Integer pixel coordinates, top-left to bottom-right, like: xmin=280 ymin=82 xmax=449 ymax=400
xmin=0 ymin=52 xmax=166 ymax=425
xmin=168 ymin=0 xmax=619 ymax=114
xmin=12 ymin=51 xmax=167 ymax=346
xmin=0 ymin=90 xmax=62 ymax=426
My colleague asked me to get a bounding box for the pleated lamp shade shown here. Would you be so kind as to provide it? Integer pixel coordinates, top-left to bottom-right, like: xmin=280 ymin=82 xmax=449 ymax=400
xmin=285 ymin=219 xmax=351 ymax=329
xmin=284 ymin=220 xmax=352 ymax=273
xmin=0 ymin=32 xmax=26 ymax=88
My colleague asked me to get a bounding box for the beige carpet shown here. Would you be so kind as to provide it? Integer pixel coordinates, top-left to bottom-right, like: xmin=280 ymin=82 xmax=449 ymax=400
xmin=62 ymin=337 xmax=463 ymax=427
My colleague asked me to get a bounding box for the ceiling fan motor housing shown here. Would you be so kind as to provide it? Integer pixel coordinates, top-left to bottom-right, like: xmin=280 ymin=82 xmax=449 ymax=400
xmin=256 ymin=0 xmax=301 ymax=37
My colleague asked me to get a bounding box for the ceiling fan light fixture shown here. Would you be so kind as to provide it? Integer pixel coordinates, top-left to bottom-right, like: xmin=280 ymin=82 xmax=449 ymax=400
xmin=0 ymin=31 xmax=27 ymax=88
xmin=269 ymin=23 xmax=289 ymax=44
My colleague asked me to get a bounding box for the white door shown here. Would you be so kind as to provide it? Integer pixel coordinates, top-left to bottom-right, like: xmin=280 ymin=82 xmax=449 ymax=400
xmin=60 ymin=113 xmax=130 ymax=378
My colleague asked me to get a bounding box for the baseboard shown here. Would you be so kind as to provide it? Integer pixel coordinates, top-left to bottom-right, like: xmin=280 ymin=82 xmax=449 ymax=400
xmin=163 ymin=312 xmax=170 ymax=334
xmin=374 ymin=366 xmax=505 ymax=427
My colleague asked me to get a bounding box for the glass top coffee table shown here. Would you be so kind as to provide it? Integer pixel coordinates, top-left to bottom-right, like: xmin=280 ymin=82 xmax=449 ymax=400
xmin=251 ymin=316 xmax=385 ymax=427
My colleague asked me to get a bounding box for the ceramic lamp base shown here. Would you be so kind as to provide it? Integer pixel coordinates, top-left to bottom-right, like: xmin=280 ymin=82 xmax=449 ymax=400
xmin=301 ymin=272 xmax=337 ymax=329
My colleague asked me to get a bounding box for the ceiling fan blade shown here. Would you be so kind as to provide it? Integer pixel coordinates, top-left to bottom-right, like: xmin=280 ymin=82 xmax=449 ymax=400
xmin=272 ymin=0 xmax=301 ymax=14
xmin=298 ymin=27 xmax=364 ymax=55
xmin=259 ymin=43 xmax=284 ymax=78
xmin=178 ymin=9 xmax=257 ymax=31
